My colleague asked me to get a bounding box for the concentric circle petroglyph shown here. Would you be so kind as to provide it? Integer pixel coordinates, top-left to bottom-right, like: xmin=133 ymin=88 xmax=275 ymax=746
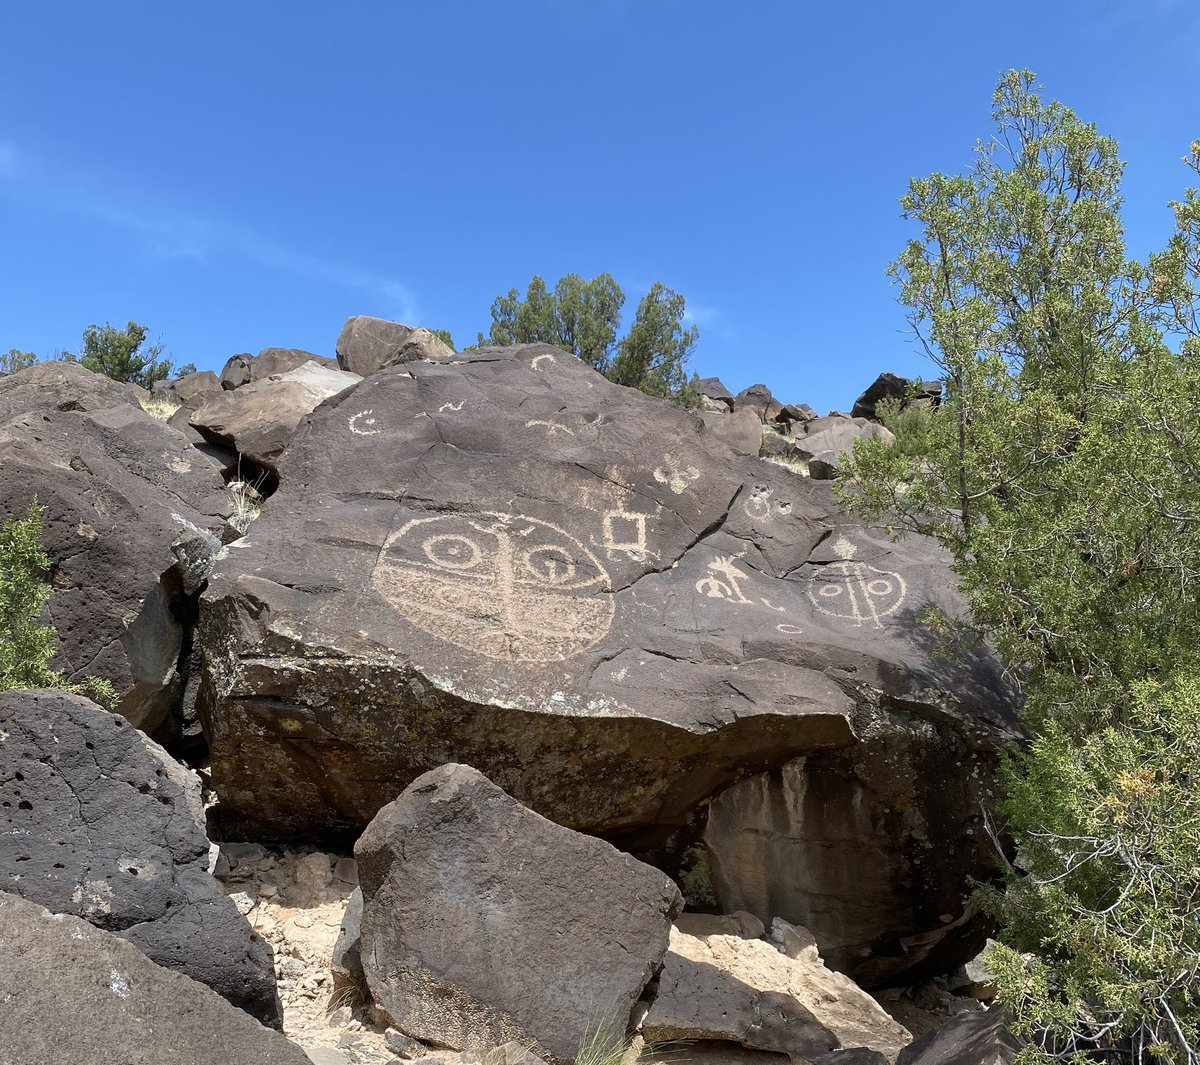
xmin=370 ymin=512 xmax=614 ymax=662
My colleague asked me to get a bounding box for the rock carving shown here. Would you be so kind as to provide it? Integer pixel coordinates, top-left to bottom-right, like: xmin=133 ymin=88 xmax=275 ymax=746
xmin=602 ymin=506 xmax=652 ymax=561
xmin=654 ymin=454 xmax=700 ymax=495
xmin=371 ymin=512 xmax=614 ymax=662
xmin=807 ymin=536 xmax=907 ymax=629
xmin=348 ymin=410 xmax=383 ymax=436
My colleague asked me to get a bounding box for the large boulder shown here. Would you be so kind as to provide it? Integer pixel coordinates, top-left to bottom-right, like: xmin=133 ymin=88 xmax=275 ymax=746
xmin=355 ymin=764 xmax=682 ymax=1063
xmin=0 ymin=689 xmax=282 ymax=1026
xmin=196 ymin=344 xmax=1019 ymax=984
xmin=220 ymin=347 xmax=338 ymax=390
xmin=190 ymin=362 xmax=363 ymax=474
xmin=851 ymin=374 xmax=942 ymax=422
xmin=700 ymin=408 xmax=764 ymax=456
xmin=896 ymin=1009 xmax=1017 ymax=1065
xmin=697 ymin=377 xmax=735 ymax=413
xmin=335 ymin=316 xmax=454 ymax=376
xmin=0 ymin=892 xmax=309 ymax=1065
xmin=795 ymin=414 xmax=895 ymax=479
xmin=643 ymin=924 xmax=910 ymax=1062
xmin=734 ymin=383 xmax=783 ymax=423
xmin=0 ymin=365 xmax=234 ymax=728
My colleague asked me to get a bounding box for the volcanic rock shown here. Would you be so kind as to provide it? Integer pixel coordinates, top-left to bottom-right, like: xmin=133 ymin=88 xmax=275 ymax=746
xmin=355 ymin=764 xmax=681 ymax=1063
xmin=697 ymin=377 xmax=735 ymax=412
xmin=795 ymin=414 xmax=895 ymax=478
xmin=196 ymin=344 xmax=1019 ymax=984
xmin=0 ymin=891 xmax=308 ymax=1065
xmin=0 ymin=689 xmax=282 ymax=1025
xmin=0 ymin=367 xmax=233 ymax=726
xmin=335 ymin=316 xmax=454 ymax=376
xmin=220 ymin=347 xmax=337 ymax=390
xmin=642 ymin=925 xmax=910 ymax=1061
xmin=896 ymin=1009 xmax=1017 ymax=1065
xmin=851 ymin=373 xmax=942 ymax=422
xmin=700 ymin=408 xmax=764 ymax=455
xmin=734 ymin=383 xmax=783 ymax=423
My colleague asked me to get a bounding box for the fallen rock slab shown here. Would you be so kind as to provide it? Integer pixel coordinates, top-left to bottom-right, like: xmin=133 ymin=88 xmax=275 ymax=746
xmin=896 ymin=1009 xmax=1017 ymax=1065
xmin=0 ymin=689 xmax=281 ymax=1025
xmin=355 ymin=764 xmax=682 ymax=1063
xmin=0 ymin=891 xmax=309 ymax=1065
xmin=642 ymin=926 xmax=910 ymax=1062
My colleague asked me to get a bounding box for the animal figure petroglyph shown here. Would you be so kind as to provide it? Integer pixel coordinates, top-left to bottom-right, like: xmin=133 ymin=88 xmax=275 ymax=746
xmin=807 ymin=536 xmax=907 ymax=629
xmin=371 ymin=512 xmax=614 ymax=663
xmin=525 ymin=419 xmax=576 ymax=437
xmin=348 ymin=410 xmax=383 ymax=436
xmin=654 ymin=454 xmax=700 ymax=495
xmin=438 ymin=401 xmax=465 ymax=413
xmin=695 ymin=555 xmax=754 ymax=604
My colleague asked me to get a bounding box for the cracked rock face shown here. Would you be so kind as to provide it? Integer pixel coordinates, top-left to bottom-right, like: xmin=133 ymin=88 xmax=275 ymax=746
xmin=0 ymin=364 xmax=234 ymax=728
xmin=0 ymin=689 xmax=282 ymax=1026
xmin=197 ymin=346 xmax=1019 ymax=982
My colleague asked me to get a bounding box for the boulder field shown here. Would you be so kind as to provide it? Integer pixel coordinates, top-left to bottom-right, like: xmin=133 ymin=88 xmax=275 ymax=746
xmin=0 ymin=321 xmax=1023 ymax=1062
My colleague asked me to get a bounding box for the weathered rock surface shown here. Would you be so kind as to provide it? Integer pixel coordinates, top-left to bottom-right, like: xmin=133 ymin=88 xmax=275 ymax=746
xmin=896 ymin=1009 xmax=1017 ymax=1065
xmin=220 ymin=347 xmax=338 ymax=390
xmin=700 ymin=407 xmax=764 ymax=456
xmin=734 ymin=383 xmax=783 ymax=423
xmin=795 ymin=414 xmax=895 ymax=478
xmin=0 ymin=891 xmax=309 ymax=1065
xmin=851 ymin=373 xmax=941 ymax=422
xmin=643 ymin=925 xmax=910 ymax=1062
xmin=355 ymin=764 xmax=682 ymax=1063
xmin=0 ymin=689 xmax=282 ymax=1026
xmin=0 ymin=364 xmax=234 ymax=725
xmin=335 ymin=316 xmax=454 ymax=376
xmin=697 ymin=377 xmax=735 ymax=412
xmin=197 ymin=344 xmax=1019 ymax=983
xmin=190 ymin=362 xmax=362 ymax=473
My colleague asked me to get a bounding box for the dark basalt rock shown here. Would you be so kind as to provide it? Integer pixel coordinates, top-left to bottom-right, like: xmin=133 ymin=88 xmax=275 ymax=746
xmin=196 ymin=344 xmax=1019 ymax=985
xmin=0 ymin=689 xmax=282 ymax=1026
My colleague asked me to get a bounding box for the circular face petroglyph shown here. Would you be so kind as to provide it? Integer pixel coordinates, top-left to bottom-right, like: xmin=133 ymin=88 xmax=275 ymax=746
xmin=806 ymin=536 xmax=907 ymax=630
xmin=370 ymin=512 xmax=614 ymax=663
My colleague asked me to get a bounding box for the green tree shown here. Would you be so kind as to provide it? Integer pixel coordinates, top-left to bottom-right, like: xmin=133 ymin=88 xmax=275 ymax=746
xmin=0 ymin=349 xmax=36 ymax=376
xmin=0 ymin=501 xmax=115 ymax=706
xmin=838 ymin=72 xmax=1200 ymax=1061
xmin=72 ymin=321 xmax=194 ymax=387
xmin=431 ymin=328 xmax=456 ymax=351
xmin=478 ymin=273 xmax=698 ymax=404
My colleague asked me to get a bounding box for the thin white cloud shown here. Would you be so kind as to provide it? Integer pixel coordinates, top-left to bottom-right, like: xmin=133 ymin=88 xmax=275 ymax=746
xmin=683 ymin=301 xmax=720 ymax=327
xmin=0 ymin=143 xmax=419 ymax=320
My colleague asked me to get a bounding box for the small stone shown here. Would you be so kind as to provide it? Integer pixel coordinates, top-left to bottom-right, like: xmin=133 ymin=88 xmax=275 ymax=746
xmin=328 ymin=1005 xmax=354 ymax=1028
xmin=384 ymin=1028 xmax=423 ymax=1058
xmin=306 ymin=1049 xmax=351 ymax=1065
xmin=278 ymin=957 xmax=307 ymax=979
xmin=259 ymin=882 xmax=279 ymax=898
xmin=223 ymin=842 xmax=268 ymax=868
xmin=730 ymin=909 xmax=765 ymax=939
xmin=229 ymin=891 xmax=256 ymax=916
xmin=333 ymin=857 xmax=359 ymax=886
xmin=295 ymin=852 xmax=334 ymax=892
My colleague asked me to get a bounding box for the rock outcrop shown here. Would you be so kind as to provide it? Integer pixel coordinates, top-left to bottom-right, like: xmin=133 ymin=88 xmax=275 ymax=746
xmin=335 ymin=316 xmax=454 ymax=376
xmin=220 ymin=348 xmax=338 ymax=390
xmin=0 ymin=689 xmax=282 ymax=1026
xmin=0 ymin=891 xmax=309 ymax=1065
xmin=851 ymin=373 xmax=941 ymax=422
xmin=793 ymin=414 xmax=895 ymax=479
xmin=355 ymin=764 xmax=681 ymax=1063
xmin=195 ymin=345 xmax=1019 ymax=984
xmin=0 ymin=363 xmax=233 ymax=728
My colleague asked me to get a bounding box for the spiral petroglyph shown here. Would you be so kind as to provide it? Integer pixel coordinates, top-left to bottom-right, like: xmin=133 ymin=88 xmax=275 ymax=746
xmin=370 ymin=512 xmax=614 ymax=662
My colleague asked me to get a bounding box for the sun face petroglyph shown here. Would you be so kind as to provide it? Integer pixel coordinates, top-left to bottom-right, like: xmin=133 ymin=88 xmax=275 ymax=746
xmin=348 ymin=409 xmax=383 ymax=436
xmin=807 ymin=536 xmax=907 ymax=629
xmin=370 ymin=512 xmax=614 ymax=663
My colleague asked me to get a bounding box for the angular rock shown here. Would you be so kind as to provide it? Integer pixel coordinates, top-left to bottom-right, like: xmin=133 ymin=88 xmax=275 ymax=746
xmin=0 ymin=690 xmax=282 ymax=1025
xmin=896 ymin=1009 xmax=1017 ymax=1065
xmin=795 ymin=415 xmax=895 ymax=479
xmin=220 ymin=347 xmax=338 ymax=390
xmin=190 ymin=362 xmax=362 ymax=474
xmin=643 ymin=926 xmax=910 ymax=1062
xmin=851 ymin=374 xmax=941 ymax=422
xmin=734 ymin=383 xmax=783 ymax=423
xmin=0 ymin=376 xmax=233 ymax=726
xmin=196 ymin=345 xmax=1019 ymax=984
xmin=775 ymin=403 xmax=817 ymax=433
xmin=335 ymin=316 xmax=454 ymax=376
xmin=697 ymin=377 xmax=735 ymax=413
xmin=0 ymin=358 xmax=147 ymax=421
xmin=355 ymin=764 xmax=682 ymax=1063
xmin=700 ymin=407 xmax=764 ymax=456
xmin=331 ymin=886 xmax=365 ymax=994
xmin=0 ymin=892 xmax=309 ymax=1065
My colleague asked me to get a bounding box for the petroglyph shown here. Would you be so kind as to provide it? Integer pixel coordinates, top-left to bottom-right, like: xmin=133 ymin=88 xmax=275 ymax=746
xmin=438 ymin=400 xmax=465 ymax=413
xmin=348 ymin=409 xmax=383 ymax=436
xmin=744 ymin=485 xmax=792 ymax=522
xmin=371 ymin=511 xmax=614 ymax=662
xmin=807 ymin=536 xmax=907 ymax=629
xmin=777 ymin=623 xmax=804 ymax=635
xmin=526 ymin=419 xmax=576 ymax=437
xmin=760 ymin=598 xmax=786 ymax=613
xmin=531 ymin=353 xmax=557 ymax=370
xmin=696 ymin=555 xmax=753 ymax=604
xmin=601 ymin=505 xmax=652 ymax=561
xmin=654 ymin=454 xmax=700 ymax=495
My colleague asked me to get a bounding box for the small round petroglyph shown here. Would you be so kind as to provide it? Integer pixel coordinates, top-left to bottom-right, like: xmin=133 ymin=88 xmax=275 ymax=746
xmin=371 ymin=512 xmax=614 ymax=663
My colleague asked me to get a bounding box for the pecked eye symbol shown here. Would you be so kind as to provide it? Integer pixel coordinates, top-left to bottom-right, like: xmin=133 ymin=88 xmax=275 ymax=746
xmin=523 ymin=545 xmax=577 ymax=585
xmin=423 ymin=534 xmax=484 ymax=571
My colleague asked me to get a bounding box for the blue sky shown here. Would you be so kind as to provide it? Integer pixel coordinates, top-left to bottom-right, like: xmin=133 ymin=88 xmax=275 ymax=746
xmin=2 ymin=1 xmax=1198 ymax=413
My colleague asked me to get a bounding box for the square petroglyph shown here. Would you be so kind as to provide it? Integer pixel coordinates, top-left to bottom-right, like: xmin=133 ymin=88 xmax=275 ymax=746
xmin=807 ymin=536 xmax=907 ymax=629
xmin=370 ymin=512 xmax=614 ymax=663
